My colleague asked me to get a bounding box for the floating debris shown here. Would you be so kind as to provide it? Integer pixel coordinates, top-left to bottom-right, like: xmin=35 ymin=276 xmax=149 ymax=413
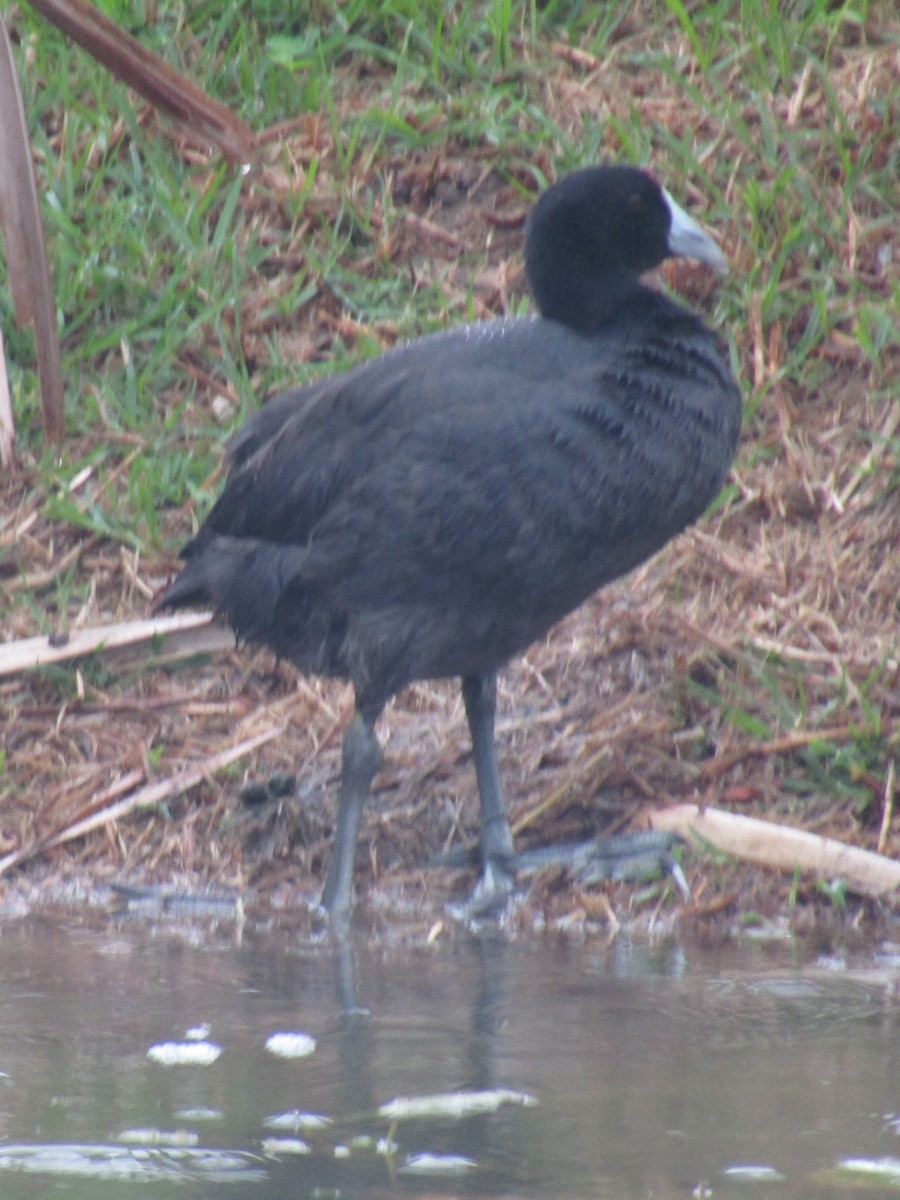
xmin=185 ymin=1024 xmax=212 ymax=1041
xmin=399 ymin=1153 xmax=478 ymax=1175
xmin=378 ymin=1088 xmax=536 ymax=1121
xmin=117 ymin=1129 xmax=198 ymax=1146
xmin=837 ymin=1157 xmax=900 ymax=1183
xmin=265 ymin=1032 xmax=316 ymax=1058
xmin=262 ymin=1110 xmax=332 ymax=1132
xmin=147 ymin=1041 xmax=222 ymax=1066
xmin=262 ymin=1137 xmax=311 ymax=1157
xmin=0 ymin=1143 xmax=265 ymax=1183
xmin=723 ymin=1164 xmax=785 ymax=1182
xmin=173 ymin=1108 xmax=223 ymax=1122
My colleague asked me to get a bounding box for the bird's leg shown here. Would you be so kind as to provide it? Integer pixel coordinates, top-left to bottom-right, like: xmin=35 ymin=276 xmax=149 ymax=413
xmin=462 ymin=672 xmax=516 ymax=907
xmin=320 ymin=707 xmax=383 ymax=920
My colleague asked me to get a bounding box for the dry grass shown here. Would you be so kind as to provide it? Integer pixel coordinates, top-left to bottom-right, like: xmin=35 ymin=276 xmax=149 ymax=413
xmin=1 ymin=2 xmax=897 ymax=932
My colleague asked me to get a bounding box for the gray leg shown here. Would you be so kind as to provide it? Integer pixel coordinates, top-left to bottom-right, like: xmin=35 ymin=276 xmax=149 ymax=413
xmin=462 ymin=672 xmax=516 ymax=906
xmin=320 ymin=708 xmax=383 ymax=919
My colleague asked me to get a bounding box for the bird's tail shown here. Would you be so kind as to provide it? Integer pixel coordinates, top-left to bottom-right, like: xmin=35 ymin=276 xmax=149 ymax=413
xmin=154 ymin=535 xmax=298 ymax=646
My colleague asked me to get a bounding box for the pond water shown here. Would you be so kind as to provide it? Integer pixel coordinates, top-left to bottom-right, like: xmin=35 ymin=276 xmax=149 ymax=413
xmin=0 ymin=915 xmax=898 ymax=1198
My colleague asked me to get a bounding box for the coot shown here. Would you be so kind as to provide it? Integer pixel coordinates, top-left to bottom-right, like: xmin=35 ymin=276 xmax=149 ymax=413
xmin=157 ymin=165 xmax=742 ymax=918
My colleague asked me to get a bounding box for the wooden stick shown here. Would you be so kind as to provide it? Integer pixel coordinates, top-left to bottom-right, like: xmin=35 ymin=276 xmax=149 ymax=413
xmin=0 ymin=612 xmax=228 ymax=677
xmin=24 ymin=0 xmax=255 ymax=163
xmin=0 ymin=15 xmax=65 ymax=441
xmin=648 ymin=803 xmax=900 ymax=898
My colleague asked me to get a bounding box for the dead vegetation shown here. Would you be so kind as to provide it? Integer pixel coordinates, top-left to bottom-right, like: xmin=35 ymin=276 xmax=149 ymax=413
xmin=0 ymin=2 xmax=897 ymax=934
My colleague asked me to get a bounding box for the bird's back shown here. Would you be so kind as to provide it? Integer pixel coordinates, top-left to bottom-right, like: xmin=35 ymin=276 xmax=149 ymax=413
xmin=162 ymin=289 xmax=740 ymax=708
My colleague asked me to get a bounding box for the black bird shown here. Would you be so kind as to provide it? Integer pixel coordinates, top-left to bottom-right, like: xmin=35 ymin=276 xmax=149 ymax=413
xmin=157 ymin=165 xmax=742 ymax=919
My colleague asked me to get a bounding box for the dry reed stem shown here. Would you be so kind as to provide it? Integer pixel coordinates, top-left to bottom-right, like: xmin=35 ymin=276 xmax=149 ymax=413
xmin=0 ymin=725 xmax=283 ymax=877
xmin=649 ymin=805 xmax=900 ymax=899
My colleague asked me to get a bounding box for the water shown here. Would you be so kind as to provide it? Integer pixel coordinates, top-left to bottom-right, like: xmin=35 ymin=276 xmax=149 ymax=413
xmin=0 ymin=917 xmax=898 ymax=1198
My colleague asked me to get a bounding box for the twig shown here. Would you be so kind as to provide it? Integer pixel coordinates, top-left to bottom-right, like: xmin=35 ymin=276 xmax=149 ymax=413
xmin=512 ymin=713 xmax=669 ymax=836
xmin=877 ymin=760 xmax=895 ymax=855
xmin=52 ymin=767 xmax=146 ymax=838
xmin=0 ymin=726 xmax=283 ymax=877
xmin=5 ymin=541 xmax=86 ymax=594
xmin=701 ymin=725 xmax=854 ymax=780
xmin=0 ymin=508 xmax=38 ymax=544
xmin=403 ymin=211 xmax=468 ymax=250
xmin=24 ymin=0 xmax=255 ymax=162
xmin=745 ymin=633 xmax=898 ymax=675
xmin=835 ymin=400 xmax=900 ymax=512
xmin=786 ymin=59 xmax=814 ymax=126
xmin=687 ymin=527 xmax=775 ymax=582
xmin=0 ymin=612 xmax=225 ymax=677
xmin=550 ymin=41 xmax=602 ymax=71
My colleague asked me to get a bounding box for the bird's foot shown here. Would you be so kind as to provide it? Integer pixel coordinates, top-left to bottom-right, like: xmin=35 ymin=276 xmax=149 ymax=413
xmin=446 ymin=853 xmax=520 ymax=923
xmin=516 ymin=830 xmax=690 ymax=899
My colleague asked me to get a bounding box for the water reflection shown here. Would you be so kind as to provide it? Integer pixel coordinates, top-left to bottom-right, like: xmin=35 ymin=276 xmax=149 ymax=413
xmin=0 ymin=917 xmax=897 ymax=1198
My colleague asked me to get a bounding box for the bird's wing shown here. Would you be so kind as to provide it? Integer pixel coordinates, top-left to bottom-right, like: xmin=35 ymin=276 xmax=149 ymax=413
xmin=191 ymin=305 xmax=737 ymax=611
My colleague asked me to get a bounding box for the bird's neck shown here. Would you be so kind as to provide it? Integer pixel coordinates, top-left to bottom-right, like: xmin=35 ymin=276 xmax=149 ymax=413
xmin=534 ymin=272 xmax=656 ymax=334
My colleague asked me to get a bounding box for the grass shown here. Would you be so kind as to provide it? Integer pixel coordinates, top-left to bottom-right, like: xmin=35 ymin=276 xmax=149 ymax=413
xmin=1 ymin=0 xmax=898 ymax=918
